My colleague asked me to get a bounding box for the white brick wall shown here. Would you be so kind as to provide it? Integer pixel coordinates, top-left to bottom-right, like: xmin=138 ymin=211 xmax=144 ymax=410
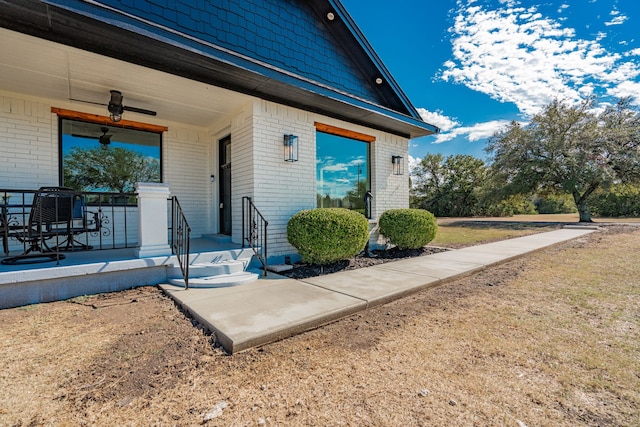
xmin=242 ymin=100 xmax=316 ymax=256
xmin=0 ymin=93 xmax=57 ymax=188
xmin=372 ymin=132 xmax=411 ymax=216
xmin=163 ymin=125 xmax=213 ymax=237
xmin=0 ymin=90 xmax=411 ymax=259
xmin=226 ymin=99 xmax=410 ymax=259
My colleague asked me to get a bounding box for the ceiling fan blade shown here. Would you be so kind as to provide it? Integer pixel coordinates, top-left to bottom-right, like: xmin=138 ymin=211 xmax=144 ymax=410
xmin=69 ymin=98 xmax=108 ymax=107
xmin=123 ymin=105 xmax=157 ymax=116
xmin=71 ymin=133 xmax=99 ymax=140
xmin=70 ymin=93 xmax=157 ymax=117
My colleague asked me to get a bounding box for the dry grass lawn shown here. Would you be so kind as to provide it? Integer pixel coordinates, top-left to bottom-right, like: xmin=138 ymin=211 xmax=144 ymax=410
xmin=1 ymin=225 xmax=639 ymax=426
xmin=432 ymin=223 xmax=558 ymax=248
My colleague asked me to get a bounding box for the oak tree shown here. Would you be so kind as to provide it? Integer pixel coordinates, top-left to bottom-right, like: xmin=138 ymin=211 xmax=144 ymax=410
xmin=487 ymin=98 xmax=640 ymax=222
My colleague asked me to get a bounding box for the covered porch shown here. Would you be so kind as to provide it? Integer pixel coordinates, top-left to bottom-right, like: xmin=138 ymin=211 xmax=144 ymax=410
xmin=0 ymin=184 xmax=264 ymax=310
xmin=0 ymin=235 xmax=257 ymax=310
xmin=0 ymin=27 xmax=255 ymax=249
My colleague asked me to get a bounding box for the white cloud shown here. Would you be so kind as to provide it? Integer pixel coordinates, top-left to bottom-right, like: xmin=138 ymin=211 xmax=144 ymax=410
xmin=431 ymin=119 xmax=515 ymax=144
xmin=321 ymin=163 xmax=348 ymax=173
xmin=408 ymin=154 xmax=421 ymax=173
xmin=417 ymin=108 xmax=460 ymax=131
xmin=605 ymin=8 xmax=628 ymax=26
xmin=348 ymin=158 xmax=366 ymax=167
xmin=439 ymin=0 xmax=640 ymax=116
xmin=607 ymin=80 xmax=640 ymax=107
xmin=605 ymin=15 xmax=628 ymax=26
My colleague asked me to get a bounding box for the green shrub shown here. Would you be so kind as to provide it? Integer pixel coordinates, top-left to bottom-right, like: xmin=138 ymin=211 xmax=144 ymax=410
xmin=287 ymin=208 xmax=369 ymax=265
xmin=478 ymin=194 xmax=536 ymax=217
xmin=534 ymin=194 xmax=577 ymax=214
xmin=590 ymin=184 xmax=640 ymax=217
xmin=379 ymin=209 xmax=438 ymax=250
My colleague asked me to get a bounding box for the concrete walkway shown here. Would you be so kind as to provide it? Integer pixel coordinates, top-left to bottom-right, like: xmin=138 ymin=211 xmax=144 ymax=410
xmin=160 ymin=227 xmax=596 ymax=353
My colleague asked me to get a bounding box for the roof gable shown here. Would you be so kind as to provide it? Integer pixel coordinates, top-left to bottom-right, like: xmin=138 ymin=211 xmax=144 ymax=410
xmin=1 ymin=0 xmax=436 ymax=136
xmin=59 ymin=0 xmax=408 ymax=111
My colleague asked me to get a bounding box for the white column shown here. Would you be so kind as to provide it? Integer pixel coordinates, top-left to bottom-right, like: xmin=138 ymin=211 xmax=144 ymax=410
xmin=135 ymin=182 xmax=172 ymax=258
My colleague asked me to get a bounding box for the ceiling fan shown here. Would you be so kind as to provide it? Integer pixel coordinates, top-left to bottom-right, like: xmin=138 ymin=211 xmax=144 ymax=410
xmin=70 ymin=90 xmax=157 ymax=122
xmin=72 ymin=126 xmax=113 ymax=148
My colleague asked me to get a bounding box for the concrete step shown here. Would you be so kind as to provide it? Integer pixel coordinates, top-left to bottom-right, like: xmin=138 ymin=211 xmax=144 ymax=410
xmin=187 ymin=248 xmax=254 ymax=265
xmin=167 ymin=258 xmax=259 ymax=288
xmin=200 ymin=234 xmax=233 ymax=244
xmin=166 ymin=260 xmax=246 ymax=279
xmin=167 ymin=271 xmax=259 ymax=288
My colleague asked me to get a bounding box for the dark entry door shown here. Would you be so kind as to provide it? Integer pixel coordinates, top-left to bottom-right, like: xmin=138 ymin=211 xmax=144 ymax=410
xmin=219 ymin=135 xmax=232 ymax=235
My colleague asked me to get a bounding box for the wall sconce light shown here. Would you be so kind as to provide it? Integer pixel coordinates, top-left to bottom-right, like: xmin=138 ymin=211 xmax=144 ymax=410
xmin=108 ymin=90 xmax=124 ymax=122
xmin=392 ymin=155 xmax=404 ymax=175
xmin=284 ymin=134 xmax=299 ymax=162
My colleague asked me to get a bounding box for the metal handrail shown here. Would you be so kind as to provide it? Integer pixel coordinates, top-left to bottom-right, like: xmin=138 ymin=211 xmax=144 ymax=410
xmin=169 ymin=196 xmax=191 ymax=289
xmin=242 ymin=196 xmax=268 ymax=276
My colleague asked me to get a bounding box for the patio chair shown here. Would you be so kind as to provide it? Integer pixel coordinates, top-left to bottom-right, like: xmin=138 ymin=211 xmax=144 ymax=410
xmin=0 ymin=187 xmax=101 ymax=264
xmin=56 ymin=192 xmax=102 ymax=251
xmin=1 ymin=187 xmax=73 ymax=264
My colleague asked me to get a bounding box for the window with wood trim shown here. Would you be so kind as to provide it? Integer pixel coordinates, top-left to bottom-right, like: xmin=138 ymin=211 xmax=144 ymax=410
xmin=316 ymin=125 xmax=372 ymax=212
xmin=59 ymin=118 xmax=162 ymax=193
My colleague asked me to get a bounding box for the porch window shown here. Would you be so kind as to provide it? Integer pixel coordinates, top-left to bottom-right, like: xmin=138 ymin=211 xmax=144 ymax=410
xmin=59 ymin=119 xmax=162 ymax=193
xmin=316 ymin=128 xmax=371 ymax=213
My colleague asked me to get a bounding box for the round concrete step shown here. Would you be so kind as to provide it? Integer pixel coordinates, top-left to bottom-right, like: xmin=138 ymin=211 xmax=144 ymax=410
xmin=167 ymin=271 xmax=259 ymax=288
xmin=166 ymin=260 xmax=245 ymax=279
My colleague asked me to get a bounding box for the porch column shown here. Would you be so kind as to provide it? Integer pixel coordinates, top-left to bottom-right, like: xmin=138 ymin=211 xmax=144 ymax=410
xmin=135 ymin=182 xmax=172 ymax=258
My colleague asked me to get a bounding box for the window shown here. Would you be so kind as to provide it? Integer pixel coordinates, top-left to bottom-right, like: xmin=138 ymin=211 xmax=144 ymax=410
xmin=59 ymin=119 xmax=162 ymax=193
xmin=316 ymin=130 xmax=370 ymax=212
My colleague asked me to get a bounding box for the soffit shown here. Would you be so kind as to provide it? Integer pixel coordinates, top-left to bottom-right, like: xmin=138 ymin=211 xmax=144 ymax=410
xmin=0 ymin=28 xmax=251 ymax=128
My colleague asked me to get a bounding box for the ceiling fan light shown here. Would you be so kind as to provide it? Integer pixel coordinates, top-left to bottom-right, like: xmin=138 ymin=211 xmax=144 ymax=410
xmin=99 ymin=127 xmax=112 ymax=146
xmin=109 ymin=90 xmax=122 ymax=105
xmin=108 ymin=90 xmax=124 ymax=122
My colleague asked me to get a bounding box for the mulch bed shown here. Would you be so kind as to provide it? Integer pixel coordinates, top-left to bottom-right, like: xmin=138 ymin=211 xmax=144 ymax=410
xmin=280 ymin=246 xmax=449 ymax=279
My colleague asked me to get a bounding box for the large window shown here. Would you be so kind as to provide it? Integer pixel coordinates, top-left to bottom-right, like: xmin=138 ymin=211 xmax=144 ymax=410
xmin=60 ymin=119 xmax=162 ymax=193
xmin=316 ymin=130 xmax=370 ymax=212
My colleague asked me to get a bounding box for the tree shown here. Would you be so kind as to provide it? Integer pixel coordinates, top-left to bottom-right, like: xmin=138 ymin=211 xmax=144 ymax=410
xmin=63 ymin=146 xmax=160 ymax=193
xmin=487 ymin=98 xmax=640 ymax=222
xmin=411 ymin=153 xmax=488 ymax=217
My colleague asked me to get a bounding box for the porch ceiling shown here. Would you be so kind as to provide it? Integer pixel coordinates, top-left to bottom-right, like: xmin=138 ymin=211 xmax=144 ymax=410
xmin=0 ymin=28 xmax=252 ymax=128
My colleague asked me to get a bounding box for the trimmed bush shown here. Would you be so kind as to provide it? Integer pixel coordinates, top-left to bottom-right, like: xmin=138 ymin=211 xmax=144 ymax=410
xmin=379 ymin=209 xmax=437 ymax=250
xmin=287 ymin=208 xmax=369 ymax=265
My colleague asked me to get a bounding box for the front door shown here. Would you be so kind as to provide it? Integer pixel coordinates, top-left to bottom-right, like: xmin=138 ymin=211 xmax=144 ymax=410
xmin=218 ymin=135 xmax=232 ymax=235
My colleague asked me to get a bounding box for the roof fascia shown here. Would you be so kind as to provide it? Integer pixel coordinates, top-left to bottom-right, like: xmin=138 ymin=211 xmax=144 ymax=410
xmin=326 ymin=0 xmax=423 ymax=120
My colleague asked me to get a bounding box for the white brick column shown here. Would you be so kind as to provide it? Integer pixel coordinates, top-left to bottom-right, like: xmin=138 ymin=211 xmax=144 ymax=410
xmin=135 ymin=182 xmax=172 ymax=258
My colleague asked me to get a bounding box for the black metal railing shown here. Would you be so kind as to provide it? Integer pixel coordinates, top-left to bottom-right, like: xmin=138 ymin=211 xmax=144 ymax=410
xmin=242 ymin=196 xmax=268 ymax=276
xmin=169 ymin=196 xmax=191 ymax=289
xmin=1 ymin=188 xmax=137 ymax=264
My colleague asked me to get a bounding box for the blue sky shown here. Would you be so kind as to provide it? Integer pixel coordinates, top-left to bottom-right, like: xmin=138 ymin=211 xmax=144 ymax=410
xmin=341 ymin=0 xmax=640 ymax=167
